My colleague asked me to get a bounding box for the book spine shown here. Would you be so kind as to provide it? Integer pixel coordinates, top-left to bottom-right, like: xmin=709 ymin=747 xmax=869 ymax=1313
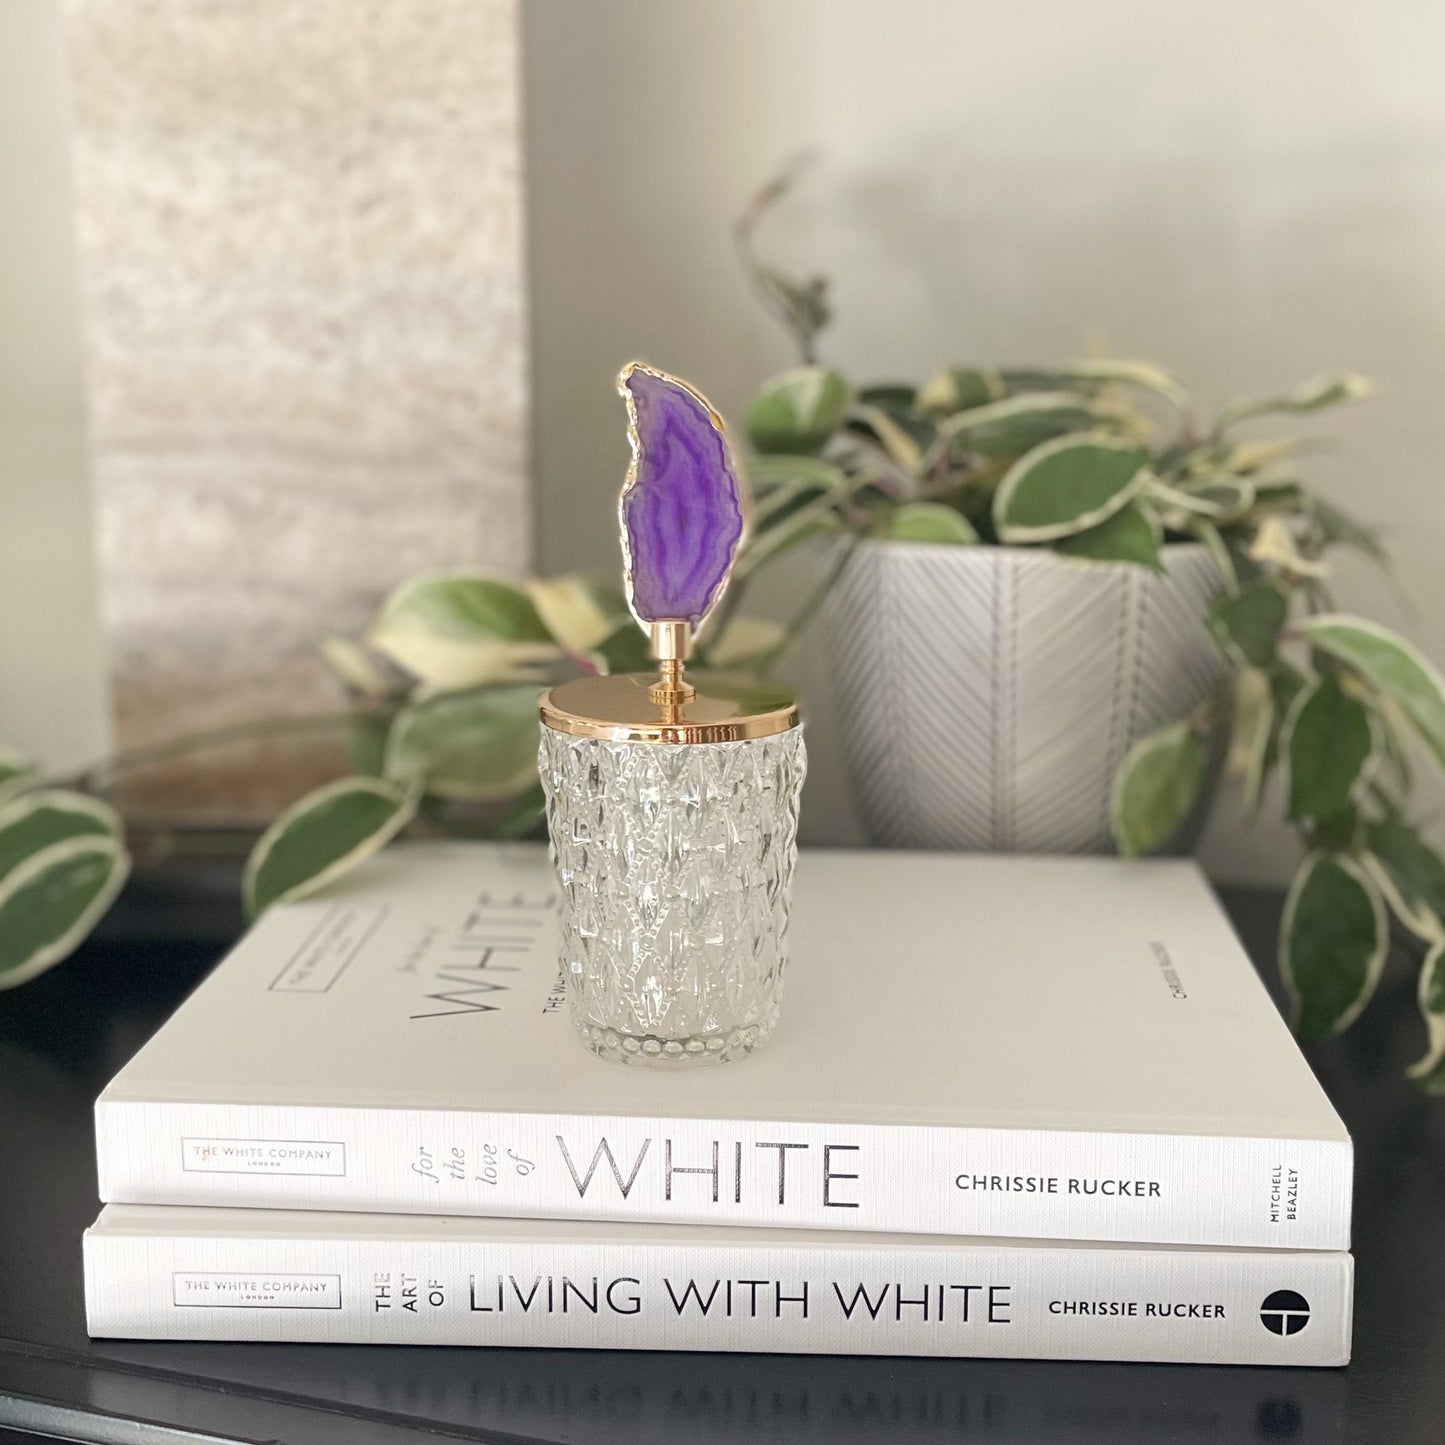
xmin=96 ymin=1099 xmax=1352 ymax=1250
xmin=83 ymin=1225 xmax=1352 ymax=1366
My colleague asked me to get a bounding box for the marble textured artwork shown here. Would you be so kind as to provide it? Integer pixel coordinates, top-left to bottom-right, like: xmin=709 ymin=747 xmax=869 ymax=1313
xmin=619 ymin=365 xmax=745 ymax=629
xmin=65 ymin=0 xmax=529 ymax=816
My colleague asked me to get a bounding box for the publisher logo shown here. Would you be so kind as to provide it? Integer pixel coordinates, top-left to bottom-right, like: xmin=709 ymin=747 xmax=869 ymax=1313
xmin=1259 ymin=1290 xmax=1310 ymax=1336
xmin=269 ymin=904 xmax=388 ymax=993
xmin=173 ymin=1272 xmax=342 ymax=1309
xmin=182 ymin=1137 xmax=347 ymax=1177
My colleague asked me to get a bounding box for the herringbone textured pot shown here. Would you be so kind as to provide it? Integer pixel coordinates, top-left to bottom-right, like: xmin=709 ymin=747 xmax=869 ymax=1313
xmin=824 ymin=541 xmax=1226 ymax=853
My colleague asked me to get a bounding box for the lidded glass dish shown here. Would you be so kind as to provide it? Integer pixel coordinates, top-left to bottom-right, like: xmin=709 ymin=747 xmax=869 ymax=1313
xmin=538 ymin=364 xmax=805 ymax=1067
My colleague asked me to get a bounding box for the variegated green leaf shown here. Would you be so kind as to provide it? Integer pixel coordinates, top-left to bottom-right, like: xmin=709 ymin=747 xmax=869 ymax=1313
xmin=878 ymin=502 xmax=979 ymax=545
xmin=1208 ymin=581 xmax=1289 ymax=669
xmin=1063 ymin=359 xmax=1189 ymax=408
xmin=384 ymin=684 xmax=541 ymax=802
xmin=1281 ymin=852 xmax=1387 ymax=1040
xmin=1373 ymin=695 xmax=1415 ymax=791
xmin=1148 ymin=479 xmax=1223 ymax=519
xmin=1281 ymin=676 xmax=1376 ymax=822
xmin=1407 ymin=941 xmax=1445 ymax=1088
xmin=1234 ymin=667 xmax=1302 ymax=815
xmin=750 ymin=458 xmax=850 ymax=541
xmin=748 ymin=454 xmax=849 ymax=498
xmin=0 ymin=790 xmax=120 ymax=885
xmin=1362 ymin=814 xmax=1445 ymax=942
xmin=319 ymin=636 xmax=392 ymax=698
xmin=526 ymin=574 xmax=628 ymax=654
xmin=935 ymin=391 xmax=1099 ymax=460
xmin=1247 ymin=515 xmax=1329 ymax=579
xmin=849 ymin=402 xmax=924 ymax=471
xmin=746 ymin=366 xmax=852 ymax=454
xmin=1250 ymin=478 xmax=1306 ymax=513
xmin=1214 ymin=438 xmax=1300 ymax=475
xmin=0 ymin=836 xmax=129 ymax=988
xmin=993 ymin=436 xmax=1151 ymax=543
xmin=917 ymin=366 xmax=1005 ymax=414
xmin=1298 ymin=615 xmax=1445 ymax=776
xmin=1151 ymin=475 xmax=1256 ymax=526
xmin=369 ymin=572 xmax=558 ymax=690
xmin=1189 ymin=479 xmax=1256 ymax=521
xmin=0 ymin=744 xmax=32 ymax=799
xmin=1054 ymin=500 xmax=1161 ymax=569
xmin=854 ymin=388 xmax=937 ymax=455
xmin=243 ymin=776 xmax=417 ymax=918
xmin=1111 ymin=722 xmax=1207 ymax=857
xmin=1230 ymin=667 xmax=1274 ymax=813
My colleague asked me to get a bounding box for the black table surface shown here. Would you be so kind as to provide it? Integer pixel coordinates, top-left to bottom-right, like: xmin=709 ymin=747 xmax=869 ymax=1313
xmin=0 ymin=864 xmax=1440 ymax=1445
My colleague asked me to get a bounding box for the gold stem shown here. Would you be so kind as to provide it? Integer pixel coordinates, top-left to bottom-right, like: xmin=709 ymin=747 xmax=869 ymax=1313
xmin=648 ymin=620 xmax=695 ymax=707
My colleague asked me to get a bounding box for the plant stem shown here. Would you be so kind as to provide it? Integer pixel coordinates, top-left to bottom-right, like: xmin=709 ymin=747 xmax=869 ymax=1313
xmin=734 ymin=471 xmax=878 ymax=583
xmin=49 ymin=711 xmax=368 ymax=796
xmin=755 ymin=536 xmax=862 ymax=677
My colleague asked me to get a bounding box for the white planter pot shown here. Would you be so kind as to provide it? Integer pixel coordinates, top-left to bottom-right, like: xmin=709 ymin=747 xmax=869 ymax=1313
xmin=823 ymin=541 xmax=1226 ymax=854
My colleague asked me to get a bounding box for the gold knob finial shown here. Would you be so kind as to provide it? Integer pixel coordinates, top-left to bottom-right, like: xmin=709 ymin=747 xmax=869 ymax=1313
xmin=648 ymin=620 xmax=695 ymax=709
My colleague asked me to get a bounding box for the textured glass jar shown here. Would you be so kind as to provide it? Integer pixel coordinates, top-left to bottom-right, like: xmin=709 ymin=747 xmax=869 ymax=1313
xmin=539 ymin=675 xmax=805 ymax=1067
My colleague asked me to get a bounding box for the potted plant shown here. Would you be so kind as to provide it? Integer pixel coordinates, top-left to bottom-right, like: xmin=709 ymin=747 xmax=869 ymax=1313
xmin=741 ymin=359 xmax=1369 ymax=858
xmin=724 ymin=174 xmax=1445 ymax=1072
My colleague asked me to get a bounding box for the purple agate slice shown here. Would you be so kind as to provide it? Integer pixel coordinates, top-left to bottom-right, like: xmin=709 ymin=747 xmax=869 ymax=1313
xmin=619 ymin=365 xmax=745 ymax=627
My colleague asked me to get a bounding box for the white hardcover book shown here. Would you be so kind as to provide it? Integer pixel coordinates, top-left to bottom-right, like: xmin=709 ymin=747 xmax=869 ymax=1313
xmin=83 ymin=1205 xmax=1352 ymax=1367
xmin=95 ymin=843 xmax=1351 ymax=1249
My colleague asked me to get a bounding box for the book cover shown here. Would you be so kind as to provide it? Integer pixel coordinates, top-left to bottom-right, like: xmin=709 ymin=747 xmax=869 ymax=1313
xmin=96 ymin=842 xmax=1351 ymax=1249
xmin=83 ymin=1205 xmax=1352 ymax=1367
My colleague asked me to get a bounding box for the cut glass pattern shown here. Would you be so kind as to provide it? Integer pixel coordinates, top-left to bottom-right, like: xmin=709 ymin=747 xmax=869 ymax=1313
xmin=539 ymin=728 xmax=806 ymax=1067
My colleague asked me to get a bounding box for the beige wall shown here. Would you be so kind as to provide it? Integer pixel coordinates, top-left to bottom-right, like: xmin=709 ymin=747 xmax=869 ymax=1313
xmin=0 ymin=1 xmax=111 ymax=775
xmin=525 ymin=0 xmax=1445 ymax=880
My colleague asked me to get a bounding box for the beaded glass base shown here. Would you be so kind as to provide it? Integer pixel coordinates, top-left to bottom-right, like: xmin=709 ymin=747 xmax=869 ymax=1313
xmin=539 ymin=727 xmax=806 ymax=1067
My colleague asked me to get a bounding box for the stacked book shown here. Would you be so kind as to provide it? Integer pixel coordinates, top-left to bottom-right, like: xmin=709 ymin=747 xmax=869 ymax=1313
xmin=84 ymin=843 xmax=1353 ymax=1365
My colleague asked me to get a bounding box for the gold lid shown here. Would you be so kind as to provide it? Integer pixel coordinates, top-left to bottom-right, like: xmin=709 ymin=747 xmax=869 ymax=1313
xmin=540 ymin=670 xmax=800 ymax=745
